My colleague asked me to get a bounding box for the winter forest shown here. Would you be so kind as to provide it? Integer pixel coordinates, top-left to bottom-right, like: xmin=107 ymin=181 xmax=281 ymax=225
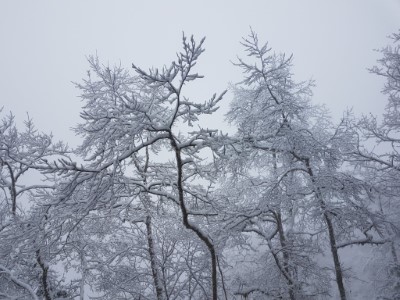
xmin=1 ymin=27 xmax=400 ymax=299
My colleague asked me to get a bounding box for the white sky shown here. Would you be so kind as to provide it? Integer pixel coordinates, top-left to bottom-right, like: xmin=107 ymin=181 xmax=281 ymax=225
xmin=1 ymin=1 xmax=399 ymax=146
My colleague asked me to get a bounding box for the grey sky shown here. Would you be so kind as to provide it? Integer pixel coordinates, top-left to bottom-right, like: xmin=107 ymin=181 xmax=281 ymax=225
xmin=1 ymin=1 xmax=399 ymax=146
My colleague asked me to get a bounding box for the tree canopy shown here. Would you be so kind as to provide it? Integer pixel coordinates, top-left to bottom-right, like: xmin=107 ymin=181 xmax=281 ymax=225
xmin=1 ymin=30 xmax=399 ymax=300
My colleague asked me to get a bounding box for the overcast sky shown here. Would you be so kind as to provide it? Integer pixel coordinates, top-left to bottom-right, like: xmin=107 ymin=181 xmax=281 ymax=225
xmin=1 ymin=1 xmax=399 ymax=146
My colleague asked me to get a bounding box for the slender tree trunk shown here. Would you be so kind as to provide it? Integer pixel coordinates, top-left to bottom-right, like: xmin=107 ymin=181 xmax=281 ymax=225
xmin=2 ymin=161 xmax=17 ymax=216
xmin=276 ymin=212 xmax=296 ymax=300
xmin=145 ymin=215 xmax=164 ymax=300
xmin=305 ymin=159 xmax=347 ymax=300
xmin=272 ymin=151 xmax=296 ymax=300
xmin=170 ymin=135 xmax=218 ymax=300
xmin=79 ymin=247 xmax=86 ymax=300
xmin=135 ymin=147 xmax=165 ymax=300
xmin=36 ymin=250 xmax=52 ymax=300
xmin=324 ymin=213 xmax=347 ymax=300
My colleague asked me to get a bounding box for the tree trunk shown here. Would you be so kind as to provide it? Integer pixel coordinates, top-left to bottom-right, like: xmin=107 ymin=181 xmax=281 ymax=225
xmin=135 ymin=147 xmax=165 ymax=300
xmin=145 ymin=215 xmax=164 ymax=300
xmin=2 ymin=161 xmax=17 ymax=216
xmin=36 ymin=250 xmax=52 ymax=300
xmin=79 ymin=247 xmax=86 ymax=300
xmin=273 ymin=151 xmax=296 ymax=300
xmin=276 ymin=212 xmax=296 ymax=300
xmin=170 ymin=135 xmax=218 ymax=300
xmin=305 ymin=159 xmax=347 ymax=300
xmin=324 ymin=213 xmax=347 ymax=300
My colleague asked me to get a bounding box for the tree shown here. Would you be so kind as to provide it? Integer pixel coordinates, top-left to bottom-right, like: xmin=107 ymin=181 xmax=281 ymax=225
xmin=45 ymin=35 xmax=225 ymax=299
xmin=349 ymin=29 xmax=400 ymax=300
xmin=2 ymin=29 xmax=399 ymax=300
xmin=223 ymin=30 xmax=383 ymax=300
xmin=0 ymin=111 xmax=71 ymax=299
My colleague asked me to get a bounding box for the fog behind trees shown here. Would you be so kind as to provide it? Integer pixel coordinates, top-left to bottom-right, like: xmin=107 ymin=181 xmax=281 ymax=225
xmin=1 ymin=2 xmax=400 ymax=299
xmin=1 ymin=28 xmax=400 ymax=299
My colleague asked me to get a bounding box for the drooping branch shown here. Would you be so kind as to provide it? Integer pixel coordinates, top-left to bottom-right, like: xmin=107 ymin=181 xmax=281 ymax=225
xmin=0 ymin=264 xmax=40 ymax=300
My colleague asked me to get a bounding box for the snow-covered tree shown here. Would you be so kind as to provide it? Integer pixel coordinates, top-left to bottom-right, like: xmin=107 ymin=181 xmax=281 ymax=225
xmin=223 ymin=30 xmax=384 ymax=300
xmin=47 ymin=35 xmax=225 ymax=299
xmin=0 ymin=111 xmax=70 ymax=299
xmin=2 ymin=29 xmax=399 ymax=300
xmin=349 ymin=29 xmax=400 ymax=300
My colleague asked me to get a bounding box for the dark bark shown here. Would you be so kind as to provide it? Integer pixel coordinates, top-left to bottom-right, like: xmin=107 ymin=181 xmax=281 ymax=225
xmin=276 ymin=212 xmax=296 ymax=300
xmin=2 ymin=161 xmax=17 ymax=216
xmin=305 ymin=159 xmax=347 ymax=300
xmin=324 ymin=213 xmax=347 ymax=300
xmin=273 ymin=151 xmax=296 ymax=300
xmin=36 ymin=250 xmax=52 ymax=300
xmin=136 ymin=147 xmax=164 ymax=300
xmin=145 ymin=215 xmax=164 ymax=300
xmin=169 ymin=134 xmax=218 ymax=300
